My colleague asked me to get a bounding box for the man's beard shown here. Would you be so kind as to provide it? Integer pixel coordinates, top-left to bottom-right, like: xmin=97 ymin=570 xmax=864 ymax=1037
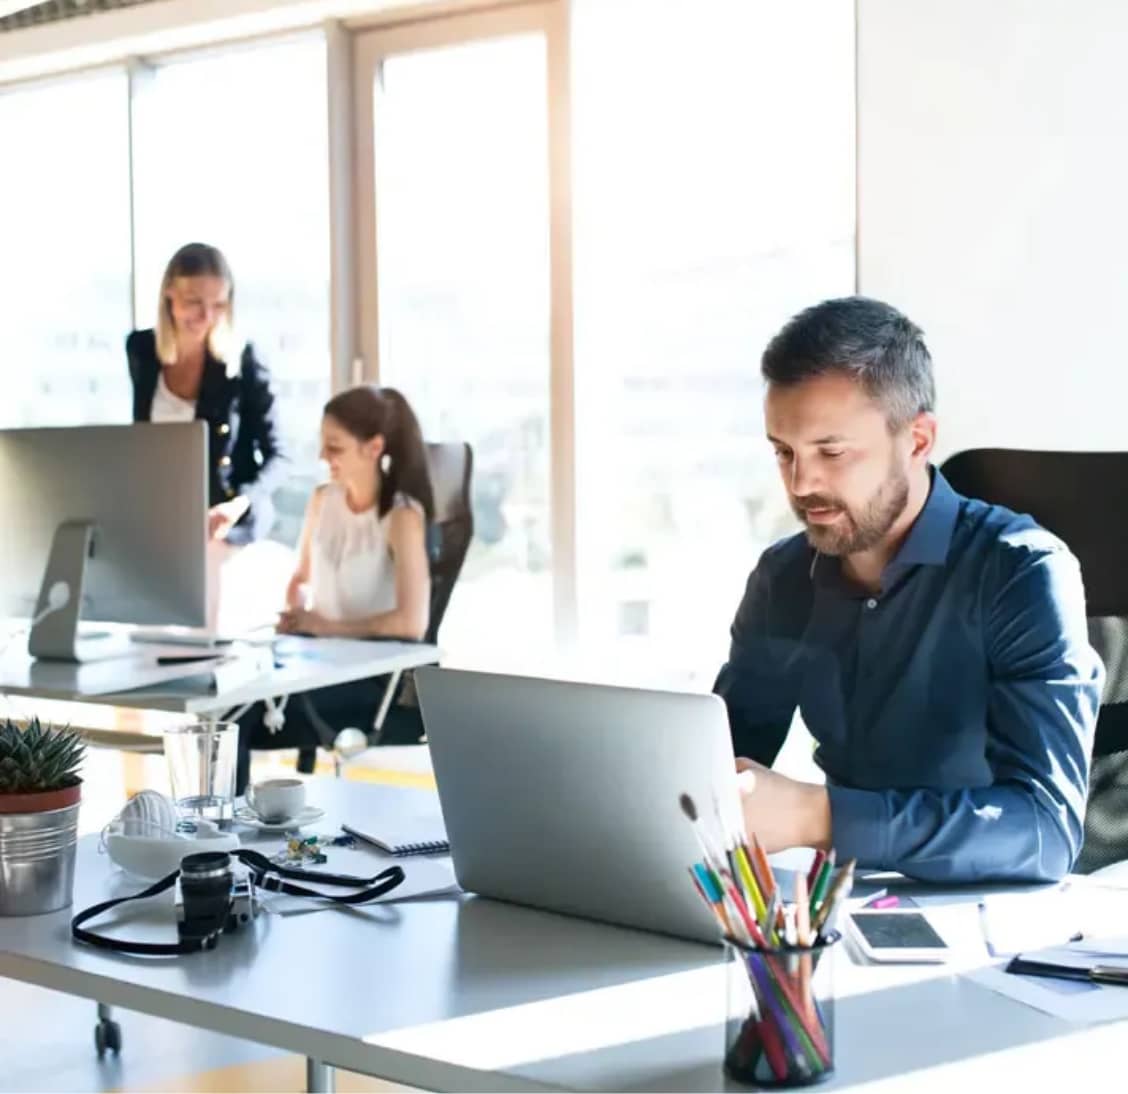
xmin=792 ymin=463 xmax=910 ymax=556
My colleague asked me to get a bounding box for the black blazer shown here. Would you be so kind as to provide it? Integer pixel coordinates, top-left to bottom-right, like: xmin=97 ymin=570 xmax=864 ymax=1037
xmin=127 ymin=329 xmax=288 ymax=545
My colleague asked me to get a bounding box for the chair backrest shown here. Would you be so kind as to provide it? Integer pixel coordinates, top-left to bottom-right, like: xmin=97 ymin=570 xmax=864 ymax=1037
xmin=940 ymin=448 xmax=1128 ymax=872
xmin=424 ymin=441 xmax=474 ymax=646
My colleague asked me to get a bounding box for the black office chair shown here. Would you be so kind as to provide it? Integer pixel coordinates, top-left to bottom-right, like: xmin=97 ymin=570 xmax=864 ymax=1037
xmin=940 ymin=448 xmax=1128 ymax=873
xmin=370 ymin=441 xmax=474 ymax=744
xmin=422 ymin=440 xmax=475 ymax=647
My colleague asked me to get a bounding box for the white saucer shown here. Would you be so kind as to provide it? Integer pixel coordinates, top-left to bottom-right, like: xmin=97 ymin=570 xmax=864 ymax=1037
xmin=233 ymin=805 xmax=326 ymax=832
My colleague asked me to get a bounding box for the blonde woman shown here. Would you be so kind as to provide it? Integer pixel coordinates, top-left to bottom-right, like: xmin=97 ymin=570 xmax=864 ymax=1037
xmin=126 ymin=242 xmax=287 ymax=545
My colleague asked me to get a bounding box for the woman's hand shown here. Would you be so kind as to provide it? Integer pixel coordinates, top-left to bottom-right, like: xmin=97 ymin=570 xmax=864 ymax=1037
xmin=208 ymin=496 xmax=251 ymax=540
xmin=284 ymin=574 xmax=308 ymax=611
xmin=277 ymin=607 xmax=333 ymax=636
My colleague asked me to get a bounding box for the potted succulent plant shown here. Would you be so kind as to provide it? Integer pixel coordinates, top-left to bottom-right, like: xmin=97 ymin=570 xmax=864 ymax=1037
xmin=0 ymin=717 xmax=85 ymax=916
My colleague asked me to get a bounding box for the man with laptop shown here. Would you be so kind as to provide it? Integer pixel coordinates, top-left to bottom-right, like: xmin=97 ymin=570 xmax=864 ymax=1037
xmin=416 ymin=297 xmax=1100 ymax=943
xmin=715 ymin=296 xmax=1103 ymax=883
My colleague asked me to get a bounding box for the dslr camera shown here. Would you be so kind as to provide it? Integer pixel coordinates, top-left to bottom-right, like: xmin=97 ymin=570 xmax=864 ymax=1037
xmin=175 ymin=851 xmax=257 ymax=947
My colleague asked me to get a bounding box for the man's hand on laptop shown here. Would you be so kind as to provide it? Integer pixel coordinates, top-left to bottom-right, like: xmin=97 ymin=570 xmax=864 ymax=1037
xmin=736 ymin=757 xmax=832 ymax=853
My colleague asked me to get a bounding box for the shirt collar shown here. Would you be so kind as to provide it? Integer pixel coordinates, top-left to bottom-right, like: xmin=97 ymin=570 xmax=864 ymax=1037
xmin=889 ymin=466 xmax=961 ymax=569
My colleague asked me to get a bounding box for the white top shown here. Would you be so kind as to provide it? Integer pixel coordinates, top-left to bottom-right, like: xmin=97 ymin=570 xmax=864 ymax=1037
xmin=309 ymin=484 xmax=422 ymax=621
xmin=151 ymin=371 xmax=196 ymax=423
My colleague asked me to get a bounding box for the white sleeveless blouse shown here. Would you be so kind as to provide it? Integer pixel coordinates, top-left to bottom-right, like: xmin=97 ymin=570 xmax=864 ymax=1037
xmin=309 ymin=485 xmax=422 ymax=621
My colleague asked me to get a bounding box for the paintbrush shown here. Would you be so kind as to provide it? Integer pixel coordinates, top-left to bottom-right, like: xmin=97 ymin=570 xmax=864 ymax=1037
xmin=679 ymin=792 xmax=729 ymax=873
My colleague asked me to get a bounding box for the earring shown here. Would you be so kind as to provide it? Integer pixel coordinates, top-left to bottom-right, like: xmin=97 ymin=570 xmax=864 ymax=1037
xmin=380 ymin=453 xmax=392 ymax=473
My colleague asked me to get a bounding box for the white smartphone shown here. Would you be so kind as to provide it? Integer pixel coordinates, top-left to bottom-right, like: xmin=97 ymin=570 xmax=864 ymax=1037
xmin=845 ymin=909 xmax=952 ymax=963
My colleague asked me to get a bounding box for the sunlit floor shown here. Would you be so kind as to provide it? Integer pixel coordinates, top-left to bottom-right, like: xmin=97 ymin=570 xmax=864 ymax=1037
xmin=2 ymin=972 xmax=415 ymax=1093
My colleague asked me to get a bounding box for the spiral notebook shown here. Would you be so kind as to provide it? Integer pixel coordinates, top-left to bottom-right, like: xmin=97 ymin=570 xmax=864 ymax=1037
xmin=342 ymin=819 xmax=450 ymax=857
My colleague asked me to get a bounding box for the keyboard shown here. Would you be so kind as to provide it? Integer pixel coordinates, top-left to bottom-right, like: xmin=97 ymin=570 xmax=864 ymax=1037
xmin=129 ymin=624 xmax=276 ymax=648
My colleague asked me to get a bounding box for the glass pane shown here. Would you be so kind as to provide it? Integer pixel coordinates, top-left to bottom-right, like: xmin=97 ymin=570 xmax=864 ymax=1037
xmin=373 ymin=35 xmax=551 ymax=666
xmin=573 ymin=0 xmax=856 ymax=687
xmin=131 ymin=37 xmax=331 ymax=548
xmin=0 ymin=71 xmax=132 ymax=427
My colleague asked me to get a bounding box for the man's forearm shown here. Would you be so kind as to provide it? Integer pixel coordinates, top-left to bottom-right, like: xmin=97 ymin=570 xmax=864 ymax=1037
xmin=827 ymin=782 xmax=1081 ymax=883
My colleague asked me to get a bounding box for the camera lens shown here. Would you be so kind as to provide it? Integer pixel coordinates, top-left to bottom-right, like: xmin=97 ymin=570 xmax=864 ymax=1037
xmin=178 ymin=851 xmax=233 ymax=943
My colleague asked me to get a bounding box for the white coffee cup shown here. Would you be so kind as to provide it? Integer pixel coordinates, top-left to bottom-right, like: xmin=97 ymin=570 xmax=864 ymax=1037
xmin=246 ymin=778 xmax=305 ymax=823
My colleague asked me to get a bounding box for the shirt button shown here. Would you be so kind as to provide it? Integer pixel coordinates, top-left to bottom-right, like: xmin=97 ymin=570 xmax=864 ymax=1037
xmin=865 ymin=598 xmax=878 ymax=610
xmin=218 ymin=423 xmax=230 ymax=435
xmin=220 ymin=455 xmax=232 ymax=467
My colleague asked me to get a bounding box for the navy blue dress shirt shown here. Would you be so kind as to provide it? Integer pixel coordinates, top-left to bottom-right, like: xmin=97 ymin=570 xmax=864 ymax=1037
xmin=714 ymin=469 xmax=1104 ymax=883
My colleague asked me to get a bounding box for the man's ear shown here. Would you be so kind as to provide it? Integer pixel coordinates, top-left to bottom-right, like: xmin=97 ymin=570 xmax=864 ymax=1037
xmin=909 ymin=412 xmax=937 ymax=464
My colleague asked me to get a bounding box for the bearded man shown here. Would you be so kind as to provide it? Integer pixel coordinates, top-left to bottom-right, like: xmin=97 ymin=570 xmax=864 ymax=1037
xmin=715 ymin=297 xmax=1103 ymax=882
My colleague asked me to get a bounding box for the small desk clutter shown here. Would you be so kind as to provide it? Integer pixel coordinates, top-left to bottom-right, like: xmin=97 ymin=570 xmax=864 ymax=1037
xmin=89 ymin=766 xmax=457 ymax=929
xmin=75 ymin=772 xmax=458 ymax=955
xmin=965 ymin=878 xmax=1128 ymax=1023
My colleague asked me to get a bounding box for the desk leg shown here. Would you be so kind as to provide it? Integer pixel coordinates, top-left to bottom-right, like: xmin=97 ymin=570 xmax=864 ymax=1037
xmin=306 ymin=1057 xmax=335 ymax=1092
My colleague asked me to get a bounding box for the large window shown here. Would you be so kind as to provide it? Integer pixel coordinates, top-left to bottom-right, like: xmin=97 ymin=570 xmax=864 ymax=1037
xmin=131 ymin=36 xmax=331 ymax=546
xmin=0 ymin=8 xmax=855 ymax=680
xmin=572 ymin=0 xmax=856 ymax=686
xmin=0 ymin=71 xmax=132 ymax=428
xmin=363 ymin=30 xmax=553 ymax=664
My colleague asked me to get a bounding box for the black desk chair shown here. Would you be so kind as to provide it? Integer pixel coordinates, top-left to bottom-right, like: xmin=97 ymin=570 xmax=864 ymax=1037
xmin=423 ymin=441 xmax=474 ymax=647
xmin=940 ymin=448 xmax=1128 ymax=873
xmin=371 ymin=440 xmax=475 ymax=744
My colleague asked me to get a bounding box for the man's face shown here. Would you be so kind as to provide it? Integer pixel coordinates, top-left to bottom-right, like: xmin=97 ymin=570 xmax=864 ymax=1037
xmin=765 ymin=372 xmax=914 ymax=556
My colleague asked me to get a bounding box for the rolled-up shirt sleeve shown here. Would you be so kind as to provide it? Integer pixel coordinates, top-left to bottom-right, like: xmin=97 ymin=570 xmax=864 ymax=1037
xmin=830 ymin=538 xmax=1103 ymax=883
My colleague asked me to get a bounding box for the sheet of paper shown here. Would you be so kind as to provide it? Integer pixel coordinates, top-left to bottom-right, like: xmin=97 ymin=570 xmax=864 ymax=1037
xmin=977 ymin=879 xmax=1128 ymax=957
xmin=966 ymin=959 xmax=1128 ymax=1024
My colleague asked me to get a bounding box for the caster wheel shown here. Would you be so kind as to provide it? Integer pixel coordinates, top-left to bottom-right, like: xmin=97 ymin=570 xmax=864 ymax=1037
xmin=95 ymin=1018 xmax=122 ymax=1058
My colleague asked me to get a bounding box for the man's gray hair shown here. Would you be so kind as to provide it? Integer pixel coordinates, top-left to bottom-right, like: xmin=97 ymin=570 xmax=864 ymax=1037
xmin=761 ymin=297 xmax=935 ymax=430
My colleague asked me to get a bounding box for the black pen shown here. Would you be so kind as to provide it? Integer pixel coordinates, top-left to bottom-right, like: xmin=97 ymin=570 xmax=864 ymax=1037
xmin=1006 ymin=956 xmax=1128 ymax=987
xmin=156 ymin=653 xmax=227 ymax=666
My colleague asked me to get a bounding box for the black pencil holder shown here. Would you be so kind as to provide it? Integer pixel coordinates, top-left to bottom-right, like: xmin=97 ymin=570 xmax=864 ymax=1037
xmin=723 ymin=932 xmax=840 ymax=1089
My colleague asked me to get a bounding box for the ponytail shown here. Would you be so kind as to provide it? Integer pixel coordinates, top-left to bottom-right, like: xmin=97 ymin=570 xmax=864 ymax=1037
xmin=377 ymin=388 xmax=435 ymax=521
xmin=322 ymin=385 xmax=434 ymax=520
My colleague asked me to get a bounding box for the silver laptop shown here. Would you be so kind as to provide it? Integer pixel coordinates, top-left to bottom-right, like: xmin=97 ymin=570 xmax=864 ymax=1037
xmin=415 ymin=667 xmax=742 ymax=944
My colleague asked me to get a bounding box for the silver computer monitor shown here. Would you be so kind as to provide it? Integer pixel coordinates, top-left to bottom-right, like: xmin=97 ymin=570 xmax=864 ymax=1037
xmin=0 ymin=423 xmax=208 ymax=661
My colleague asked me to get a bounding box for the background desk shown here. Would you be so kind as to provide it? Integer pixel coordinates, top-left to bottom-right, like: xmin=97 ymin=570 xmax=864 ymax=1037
xmin=0 ymin=636 xmax=439 ymax=724
xmin=0 ymin=636 xmax=438 ymax=713
xmin=0 ymin=777 xmax=1123 ymax=1093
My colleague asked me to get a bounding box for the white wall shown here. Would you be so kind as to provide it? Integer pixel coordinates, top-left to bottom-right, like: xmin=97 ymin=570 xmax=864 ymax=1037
xmin=858 ymin=0 xmax=1128 ymax=459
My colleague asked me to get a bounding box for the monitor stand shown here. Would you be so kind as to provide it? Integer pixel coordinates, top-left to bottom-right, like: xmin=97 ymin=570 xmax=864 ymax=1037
xmin=27 ymin=521 xmax=128 ymax=663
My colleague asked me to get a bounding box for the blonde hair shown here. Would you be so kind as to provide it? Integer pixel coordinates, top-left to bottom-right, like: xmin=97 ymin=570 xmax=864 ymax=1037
xmin=155 ymin=243 xmax=240 ymax=370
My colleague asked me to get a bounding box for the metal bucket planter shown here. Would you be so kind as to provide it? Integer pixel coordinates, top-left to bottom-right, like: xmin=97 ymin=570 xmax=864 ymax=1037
xmin=0 ymin=783 xmax=80 ymax=916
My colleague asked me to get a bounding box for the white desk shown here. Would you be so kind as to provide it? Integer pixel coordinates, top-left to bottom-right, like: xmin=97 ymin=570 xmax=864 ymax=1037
xmin=0 ymin=778 xmax=1123 ymax=1093
xmin=0 ymin=636 xmax=439 ymax=718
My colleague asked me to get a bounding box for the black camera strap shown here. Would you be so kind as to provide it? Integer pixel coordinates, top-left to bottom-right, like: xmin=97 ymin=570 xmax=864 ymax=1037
xmin=71 ymin=849 xmax=406 ymax=956
xmin=72 ymin=869 xmax=204 ymax=955
xmin=234 ymin=848 xmax=406 ymax=905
